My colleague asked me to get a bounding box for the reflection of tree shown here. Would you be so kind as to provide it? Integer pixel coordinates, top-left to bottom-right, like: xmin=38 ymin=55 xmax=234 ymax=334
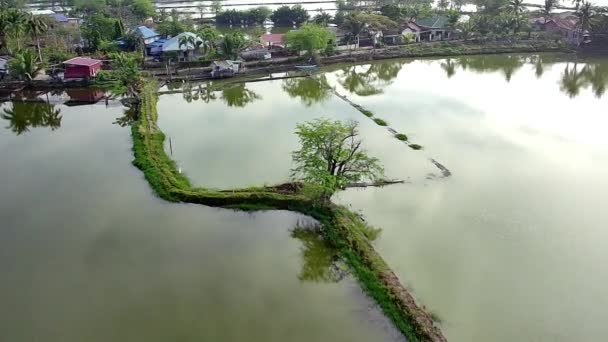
xmin=440 ymin=58 xmax=456 ymax=78
xmin=560 ymin=63 xmax=586 ymax=98
xmin=221 ymin=83 xmax=261 ymax=107
xmin=291 ymin=225 xmax=346 ymax=283
xmin=559 ymin=62 xmax=608 ymax=99
xmin=337 ymin=61 xmax=404 ymax=96
xmin=1 ymin=100 xmax=62 ymax=135
xmin=456 ymin=55 xmax=526 ymax=82
xmin=182 ymin=82 xmax=219 ymax=104
xmin=113 ymin=107 xmax=139 ymax=127
xmin=282 ymin=75 xmax=332 ymax=106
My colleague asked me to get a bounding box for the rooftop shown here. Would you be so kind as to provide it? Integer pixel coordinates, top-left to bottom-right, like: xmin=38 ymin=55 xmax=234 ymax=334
xmin=416 ymin=16 xmax=449 ymax=29
xmin=260 ymin=33 xmax=285 ymax=44
xmin=136 ymin=26 xmax=160 ymax=39
xmin=63 ymin=57 xmax=102 ymax=67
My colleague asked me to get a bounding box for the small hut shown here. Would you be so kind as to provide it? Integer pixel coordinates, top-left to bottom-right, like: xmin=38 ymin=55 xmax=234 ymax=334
xmin=63 ymin=57 xmax=102 ymax=80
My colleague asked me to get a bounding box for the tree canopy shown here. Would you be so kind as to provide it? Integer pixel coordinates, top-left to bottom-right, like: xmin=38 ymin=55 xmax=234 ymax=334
xmin=285 ymin=24 xmax=334 ymax=56
xmin=291 ymin=119 xmax=384 ymax=200
xmin=270 ymin=5 xmax=310 ymax=26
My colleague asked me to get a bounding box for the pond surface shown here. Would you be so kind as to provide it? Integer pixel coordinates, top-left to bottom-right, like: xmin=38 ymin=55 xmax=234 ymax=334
xmin=327 ymin=54 xmax=608 ymax=342
xmin=157 ymin=78 xmax=433 ymax=189
xmin=159 ymin=53 xmax=608 ymax=341
xmin=0 ymin=95 xmax=402 ymax=342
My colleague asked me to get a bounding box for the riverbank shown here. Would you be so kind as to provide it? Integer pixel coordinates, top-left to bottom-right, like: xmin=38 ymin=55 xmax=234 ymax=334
xmin=132 ymin=82 xmax=447 ymax=342
xmin=156 ymin=39 xmax=572 ymax=82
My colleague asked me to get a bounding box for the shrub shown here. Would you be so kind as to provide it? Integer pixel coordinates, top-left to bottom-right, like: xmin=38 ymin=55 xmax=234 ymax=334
xmin=361 ymin=110 xmax=374 ymax=117
xmin=409 ymin=144 xmax=423 ymax=150
xmin=373 ymin=118 xmax=388 ymax=126
xmin=395 ymin=133 xmax=408 ymax=141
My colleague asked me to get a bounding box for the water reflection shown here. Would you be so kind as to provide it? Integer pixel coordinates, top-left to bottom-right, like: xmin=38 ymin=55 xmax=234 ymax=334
xmin=337 ymin=61 xmax=405 ymax=96
xmin=456 ymin=55 xmax=526 ymax=82
xmin=559 ymin=62 xmax=608 ymax=98
xmin=291 ymin=224 xmax=346 ymax=283
xmin=181 ymin=82 xmax=261 ymax=107
xmin=282 ymin=75 xmax=332 ymax=106
xmin=1 ymin=99 xmax=62 ymax=135
xmin=221 ymin=83 xmax=261 ymax=107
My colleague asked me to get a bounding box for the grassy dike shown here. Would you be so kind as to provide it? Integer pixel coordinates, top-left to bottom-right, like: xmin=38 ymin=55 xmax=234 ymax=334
xmin=131 ymin=82 xmax=447 ymax=342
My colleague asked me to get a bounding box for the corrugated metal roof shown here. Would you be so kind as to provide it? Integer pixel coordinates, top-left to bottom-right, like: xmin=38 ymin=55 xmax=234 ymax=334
xmin=137 ymin=26 xmax=160 ymax=39
xmin=416 ymin=16 xmax=449 ymax=29
xmin=63 ymin=57 xmax=102 ymax=67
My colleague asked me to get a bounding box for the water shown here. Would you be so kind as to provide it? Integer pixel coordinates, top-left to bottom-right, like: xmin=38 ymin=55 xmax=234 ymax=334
xmin=157 ymin=76 xmax=432 ymax=189
xmin=157 ymin=53 xmax=608 ymax=341
xmin=327 ymin=54 xmax=608 ymax=342
xmin=0 ymin=92 xmax=402 ymax=342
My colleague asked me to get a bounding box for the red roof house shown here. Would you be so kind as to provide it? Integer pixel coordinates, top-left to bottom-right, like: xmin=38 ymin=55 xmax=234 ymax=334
xmin=63 ymin=57 xmax=102 ymax=79
xmin=260 ymin=33 xmax=285 ymax=47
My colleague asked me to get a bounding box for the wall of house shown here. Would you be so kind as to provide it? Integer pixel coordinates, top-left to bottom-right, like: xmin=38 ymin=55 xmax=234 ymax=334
xmin=64 ymin=64 xmax=101 ymax=79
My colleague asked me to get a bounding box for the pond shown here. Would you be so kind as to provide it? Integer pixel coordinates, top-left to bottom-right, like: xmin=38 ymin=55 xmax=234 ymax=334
xmin=0 ymin=94 xmax=403 ymax=342
xmin=328 ymin=54 xmax=608 ymax=342
xmin=158 ymin=53 xmax=608 ymax=341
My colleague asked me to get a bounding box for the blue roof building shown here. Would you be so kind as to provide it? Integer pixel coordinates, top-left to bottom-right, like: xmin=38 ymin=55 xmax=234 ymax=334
xmin=136 ymin=26 xmax=161 ymax=45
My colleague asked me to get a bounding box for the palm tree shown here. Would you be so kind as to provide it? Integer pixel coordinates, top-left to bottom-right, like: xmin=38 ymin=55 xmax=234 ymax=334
xmin=25 ymin=14 xmax=49 ymax=62
xmin=577 ymin=1 xmax=594 ymax=32
xmin=0 ymin=9 xmax=9 ymax=51
xmin=178 ymin=34 xmax=198 ymax=77
xmin=542 ymin=0 xmax=558 ymax=24
xmin=9 ymin=49 xmax=43 ymax=82
xmin=6 ymin=9 xmax=26 ymax=51
xmin=509 ymin=0 xmax=526 ymax=14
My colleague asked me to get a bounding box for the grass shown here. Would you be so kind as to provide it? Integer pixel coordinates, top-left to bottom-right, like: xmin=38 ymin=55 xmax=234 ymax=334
xmin=395 ymin=133 xmax=408 ymax=141
xmin=373 ymin=118 xmax=388 ymax=126
xmin=131 ymin=82 xmax=446 ymax=342
xmin=409 ymin=144 xmax=424 ymax=150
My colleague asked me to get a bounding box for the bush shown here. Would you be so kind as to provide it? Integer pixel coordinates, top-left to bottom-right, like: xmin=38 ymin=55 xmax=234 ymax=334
xmin=373 ymin=118 xmax=388 ymax=126
xmin=395 ymin=133 xmax=408 ymax=141
xmin=95 ymin=70 xmax=118 ymax=82
xmin=409 ymin=144 xmax=423 ymax=150
xmin=42 ymin=47 xmax=77 ymax=65
xmin=361 ymin=110 xmax=374 ymax=117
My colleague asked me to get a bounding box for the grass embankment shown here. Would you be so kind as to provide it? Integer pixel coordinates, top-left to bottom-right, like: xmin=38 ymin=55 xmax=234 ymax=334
xmin=131 ymin=82 xmax=446 ymax=342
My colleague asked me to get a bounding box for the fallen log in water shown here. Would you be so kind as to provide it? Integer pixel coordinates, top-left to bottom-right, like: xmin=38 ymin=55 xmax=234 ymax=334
xmin=344 ymin=179 xmax=406 ymax=188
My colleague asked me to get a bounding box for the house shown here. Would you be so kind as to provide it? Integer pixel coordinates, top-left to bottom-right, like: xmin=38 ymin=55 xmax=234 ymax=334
xmin=0 ymin=56 xmax=11 ymax=80
xmin=260 ymin=33 xmax=285 ymax=48
xmin=161 ymin=32 xmax=203 ymax=61
xmin=401 ymin=22 xmax=423 ymax=43
xmin=63 ymin=57 xmax=102 ymax=79
xmin=531 ymin=14 xmax=583 ymax=44
xmin=415 ymin=16 xmax=450 ymax=41
xmin=329 ymin=27 xmax=354 ymax=49
xmin=136 ymin=26 xmax=162 ymax=45
xmin=211 ymin=60 xmax=240 ymax=79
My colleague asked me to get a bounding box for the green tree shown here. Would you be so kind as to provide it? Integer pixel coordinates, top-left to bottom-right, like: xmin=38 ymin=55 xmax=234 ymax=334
xmin=509 ymin=0 xmax=526 ymax=14
xmin=130 ymin=0 xmax=155 ymax=21
xmin=9 ymin=49 xmax=43 ymax=82
xmin=0 ymin=9 xmax=10 ymax=51
xmin=220 ymin=32 xmax=247 ymax=59
xmin=271 ymin=5 xmax=310 ymax=26
xmin=198 ymin=25 xmax=220 ymax=55
xmin=577 ymin=1 xmax=595 ymax=31
xmin=178 ymin=34 xmax=198 ymax=61
xmin=247 ymin=7 xmax=272 ymax=25
xmin=457 ymin=19 xmax=475 ymax=40
xmin=291 ymin=119 xmax=384 ymax=201
xmin=82 ymin=14 xmax=120 ymax=51
xmin=285 ymin=24 xmax=333 ymax=56
xmin=110 ymin=53 xmax=143 ymax=97
xmin=6 ymin=8 xmax=26 ymax=51
xmin=25 ymin=14 xmax=49 ymax=62
xmin=313 ymin=11 xmax=333 ymax=25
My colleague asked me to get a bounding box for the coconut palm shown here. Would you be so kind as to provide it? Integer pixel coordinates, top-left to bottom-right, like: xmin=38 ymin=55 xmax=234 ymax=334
xmin=9 ymin=49 xmax=43 ymax=81
xmin=577 ymin=1 xmax=594 ymax=31
xmin=542 ymin=0 xmax=558 ymax=24
xmin=0 ymin=9 xmax=10 ymax=51
xmin=178 ymin=34 xmax=198 ymax=61
xmin=509 ymin=0 xmax=526 ymax=14
xmin=25 ymin=14 xmax=49 ymax=62
xmin=6 ymin=8 xmax=26 ymax=51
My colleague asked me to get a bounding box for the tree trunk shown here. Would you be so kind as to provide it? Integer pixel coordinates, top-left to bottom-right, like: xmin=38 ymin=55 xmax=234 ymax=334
xmin=36 ymin=36 xmax=42 ymax=63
